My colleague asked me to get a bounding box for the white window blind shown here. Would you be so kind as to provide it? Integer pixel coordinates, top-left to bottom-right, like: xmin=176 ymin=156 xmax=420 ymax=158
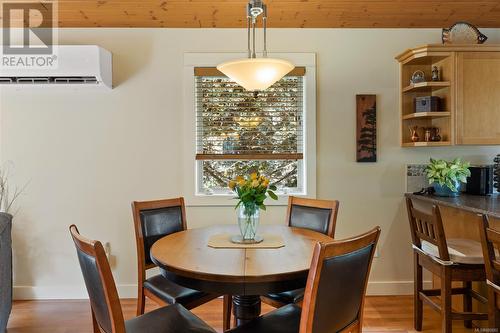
xmin=194 ymin=67 xmax=306 ymax=194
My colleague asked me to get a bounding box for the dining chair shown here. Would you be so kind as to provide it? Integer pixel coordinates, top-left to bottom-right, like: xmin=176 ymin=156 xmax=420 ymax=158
xmin=406 ymin=198 xmax=488 ymax=333
xmin=131 ymin=198 xmax=222 ymax=317
xmin=261 ymin=196 xmax=339 ymax=309
xmin=69 ymin=224 xmax=216 ymax=333
xmin=478 ymin=214 xmax=500 ymax=329
xmin=227 ymin=226 xmax=381 ymax=333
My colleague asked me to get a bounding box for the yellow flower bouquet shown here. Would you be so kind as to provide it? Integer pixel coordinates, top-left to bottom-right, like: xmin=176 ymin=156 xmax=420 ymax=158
xmin=228 ymin=172 xmax=278 ymax=242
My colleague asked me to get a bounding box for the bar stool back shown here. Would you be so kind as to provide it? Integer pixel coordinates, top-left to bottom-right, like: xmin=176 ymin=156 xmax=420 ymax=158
xmin=406 ymin=198 xmax=488 ymax=333
xmin=478 ymin=215 xmax=500 ymax=329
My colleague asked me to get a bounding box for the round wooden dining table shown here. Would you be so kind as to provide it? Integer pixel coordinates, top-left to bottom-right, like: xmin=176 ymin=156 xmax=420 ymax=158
xmin=150 ymin=224 xmax=332 ymax=326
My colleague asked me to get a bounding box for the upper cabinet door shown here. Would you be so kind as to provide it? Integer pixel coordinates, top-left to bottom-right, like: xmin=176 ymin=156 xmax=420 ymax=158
xmin=456 ymin=52 xmax=500 ymax=145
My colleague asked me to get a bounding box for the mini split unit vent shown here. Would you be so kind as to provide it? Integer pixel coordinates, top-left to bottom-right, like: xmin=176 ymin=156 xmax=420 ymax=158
xmin=0 ymin=45 xmax=112 ymax=89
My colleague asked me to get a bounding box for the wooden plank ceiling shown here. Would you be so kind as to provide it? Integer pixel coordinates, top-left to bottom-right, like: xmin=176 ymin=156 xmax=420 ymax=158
xmin=55 ymin=0 xmax=500 ymax=28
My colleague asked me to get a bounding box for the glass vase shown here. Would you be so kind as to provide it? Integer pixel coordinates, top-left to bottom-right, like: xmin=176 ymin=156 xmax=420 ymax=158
xmin=237 ymin=203 xmax=260 ymax=241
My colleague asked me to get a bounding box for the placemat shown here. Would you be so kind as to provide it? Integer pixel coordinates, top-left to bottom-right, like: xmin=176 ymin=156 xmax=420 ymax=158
xmin=208 ymin=233 xmax=285 ymax=249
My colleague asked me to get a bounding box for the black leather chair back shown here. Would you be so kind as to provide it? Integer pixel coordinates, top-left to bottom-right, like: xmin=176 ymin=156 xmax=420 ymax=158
xmin=76 ymin=248 xmax=113 ymax=333
xmin=70 ymin=225 xmax=125 ymax=333
xmin=139 ymin=206 xmax=184 ymax=265
xmin=312 ymin=244 xmax=373 ymax=332
xmin=301 ymin=227 xmax=380 ymax=333
xmin=290 ymin=204 xmax=332 ymax=235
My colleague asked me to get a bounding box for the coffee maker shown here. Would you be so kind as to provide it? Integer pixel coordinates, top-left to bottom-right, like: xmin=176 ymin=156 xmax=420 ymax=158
xmin=466 ymin=165 xmax=494 ymax=196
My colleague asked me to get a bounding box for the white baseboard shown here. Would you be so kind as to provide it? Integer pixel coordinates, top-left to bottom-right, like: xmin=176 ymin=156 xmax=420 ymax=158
xmin=14 ymin=280 xmax=432 ymax=300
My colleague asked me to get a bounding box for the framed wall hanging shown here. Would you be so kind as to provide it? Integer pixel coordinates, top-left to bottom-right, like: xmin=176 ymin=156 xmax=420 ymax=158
xmin=356 ymin=94 xmax=377 ymax=162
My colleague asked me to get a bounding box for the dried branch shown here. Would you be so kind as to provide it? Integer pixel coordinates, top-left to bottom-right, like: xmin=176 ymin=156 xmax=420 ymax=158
xmin=0 ymin=166 xmax=26 ymax=214
xmin=204 ymin=163 xmax=230 ymax=187
xmin=271 ymin=165 xmax=298 ymax=186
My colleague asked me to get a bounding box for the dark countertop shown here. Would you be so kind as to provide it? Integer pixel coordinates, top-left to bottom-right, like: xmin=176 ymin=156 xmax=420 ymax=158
xmin=405 ymin=193 xmax=500 ymax=219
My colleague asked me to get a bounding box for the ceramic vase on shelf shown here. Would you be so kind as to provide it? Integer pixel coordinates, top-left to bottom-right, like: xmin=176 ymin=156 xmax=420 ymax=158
xmin=237 ymin=203 xmax=260 ymax=242
xmin=409 ymin=126 xmax=419 ymax=142
xmin=0 ymin=213 xmax=13 ymax=333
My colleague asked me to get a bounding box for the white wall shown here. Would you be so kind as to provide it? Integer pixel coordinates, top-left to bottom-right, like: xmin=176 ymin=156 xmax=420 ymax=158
xmin=2 ymin=28 xmax=500 ymax=299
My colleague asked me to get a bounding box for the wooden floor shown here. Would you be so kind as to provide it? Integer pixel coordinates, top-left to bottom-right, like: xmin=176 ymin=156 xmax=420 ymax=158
xmin=7 ymin=296 xmax=475 ymax=333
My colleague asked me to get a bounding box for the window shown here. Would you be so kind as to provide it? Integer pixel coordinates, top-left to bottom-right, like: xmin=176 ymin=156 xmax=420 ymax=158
xmin=195 ymin=67 xmax=306 ymax=195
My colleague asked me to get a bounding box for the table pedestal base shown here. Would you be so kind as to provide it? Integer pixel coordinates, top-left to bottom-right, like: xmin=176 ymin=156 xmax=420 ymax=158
xmin=232 ymin=295 xmax=261 ymax=327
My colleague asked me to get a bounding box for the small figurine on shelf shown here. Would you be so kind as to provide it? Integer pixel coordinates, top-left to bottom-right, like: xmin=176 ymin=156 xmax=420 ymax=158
xmin=409 ymin=126 xmax=420 ymax=142
xmin=431 ymin=66 xmax=440 ymax=81
xmin=424 ymin=128 xmax=432 ymax=142
xmin=431 ymin=127 xmax=442 ymax=142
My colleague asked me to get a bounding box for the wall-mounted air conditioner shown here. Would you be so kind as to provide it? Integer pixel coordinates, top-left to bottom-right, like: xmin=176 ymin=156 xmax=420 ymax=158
xmin=0 ymin=45 xmax=112 ymax=89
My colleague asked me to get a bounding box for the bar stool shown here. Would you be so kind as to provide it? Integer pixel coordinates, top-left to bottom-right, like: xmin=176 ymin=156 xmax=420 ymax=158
xmin=406 ymin=198 xmax=488 ymax=333
xmin=478 ymin=215 xmax=500 ymax=329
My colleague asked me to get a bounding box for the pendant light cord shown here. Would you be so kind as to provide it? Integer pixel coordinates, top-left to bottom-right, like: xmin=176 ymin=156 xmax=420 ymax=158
xmin=263 ymin=4 xmax=267 ymax=58
xmin=252 ymin=17 xmax=256 ymax=58
xmin=247 ymin=0 xmax=267 ymax=59
xmin=247 ymin=15 xmax=252 ymax=58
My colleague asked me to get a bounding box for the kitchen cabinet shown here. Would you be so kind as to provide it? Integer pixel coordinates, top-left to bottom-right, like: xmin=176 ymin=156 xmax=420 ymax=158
xmin=396 ymin=44 xmax=500 ymax=147
xmin=456 ymin=51 xmax=500 ymax=144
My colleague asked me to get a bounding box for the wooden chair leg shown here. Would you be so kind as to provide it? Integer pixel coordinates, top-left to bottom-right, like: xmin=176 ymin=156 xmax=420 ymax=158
xmin=414 ymin=253 xmax=423 ymax=331
xmin=136 ymin=285 xmax=146 ymax=316
xmin=441 ymin=267 xmax=452 ymax=333
xmin=223 ymin=295 xmax=232 ymax=332
xmin=463 ymin=281 xmax=472 ymax=328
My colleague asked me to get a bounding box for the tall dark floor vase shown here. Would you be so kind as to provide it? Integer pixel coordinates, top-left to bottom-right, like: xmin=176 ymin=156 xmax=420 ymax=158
xmin=0 ymin=213 xmax=12 ymax=333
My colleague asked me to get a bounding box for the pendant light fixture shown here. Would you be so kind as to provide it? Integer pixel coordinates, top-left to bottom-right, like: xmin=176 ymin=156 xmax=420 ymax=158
xmin=217 ymin=0 xmax=294 ymax=91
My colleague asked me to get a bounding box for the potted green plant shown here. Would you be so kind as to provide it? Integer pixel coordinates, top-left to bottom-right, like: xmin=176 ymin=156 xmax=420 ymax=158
xmin=425 ymin=158 xmax=471 ymax=197
xmin=228 ymin=172 xmax=278 ymax=243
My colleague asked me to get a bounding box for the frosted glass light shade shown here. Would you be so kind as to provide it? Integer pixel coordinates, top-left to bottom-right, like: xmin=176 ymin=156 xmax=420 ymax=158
xmin=217 ymin=58 xmax=294 ymax=91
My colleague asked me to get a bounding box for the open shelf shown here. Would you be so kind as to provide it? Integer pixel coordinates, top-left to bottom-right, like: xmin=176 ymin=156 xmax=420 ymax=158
xmin=402 ymin=81 xmax=451 ymax=93
xmin=402 ymin=141 xmax=452 ymax=147
xmin=402 ymin=112 xmax=451 ymax=120
xmin=398 ymin=49 xmax=455 ymax=147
